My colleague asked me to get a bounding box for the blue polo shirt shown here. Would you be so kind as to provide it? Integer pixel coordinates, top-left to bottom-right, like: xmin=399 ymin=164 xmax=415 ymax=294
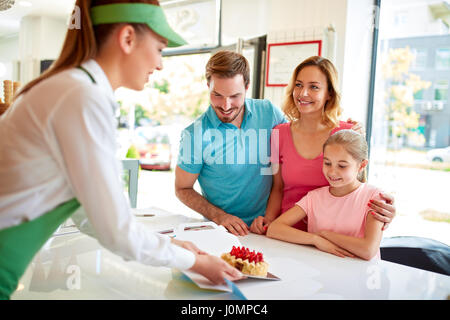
xmin=177 ymin=98 xmax=286 ymax=225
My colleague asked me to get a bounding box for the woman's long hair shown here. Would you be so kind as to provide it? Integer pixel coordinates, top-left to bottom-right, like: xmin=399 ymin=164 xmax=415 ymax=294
xmin=282 ymin=56 xmax=342 ymax=128
xmin=16 ymin=0 xmax=159 ymax=99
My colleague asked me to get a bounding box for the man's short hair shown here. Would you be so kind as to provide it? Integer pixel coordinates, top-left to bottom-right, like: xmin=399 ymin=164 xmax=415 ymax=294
xmin=205 ymin=50 xmax=250 ymax=87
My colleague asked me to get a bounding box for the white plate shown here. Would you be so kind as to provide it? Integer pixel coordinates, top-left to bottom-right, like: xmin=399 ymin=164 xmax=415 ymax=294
xmin=239 ymin=272 xmax=281 ymax=281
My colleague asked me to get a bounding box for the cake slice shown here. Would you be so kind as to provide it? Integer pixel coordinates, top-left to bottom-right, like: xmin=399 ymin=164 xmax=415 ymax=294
xmin=221 ymin=246 xmax=269 ymax=277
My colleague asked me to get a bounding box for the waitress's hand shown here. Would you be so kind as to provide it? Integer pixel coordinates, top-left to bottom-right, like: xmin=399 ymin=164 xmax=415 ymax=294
xmin=250 ymin=216 xmax=271 ymax=235
xmin=346 ymin=118 xmax=366 ymax=136
xmin=189 ymin=254 xmax=244 ymax=285
xmin=368 ymin=192 xmax=396 ymax=231
xmin=171 ymin=238 xmax=207 ymax=255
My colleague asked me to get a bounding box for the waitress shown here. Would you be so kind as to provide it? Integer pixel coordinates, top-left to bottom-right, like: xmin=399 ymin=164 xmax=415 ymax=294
xmin=0 ymin=0 xmax=241 ymax=300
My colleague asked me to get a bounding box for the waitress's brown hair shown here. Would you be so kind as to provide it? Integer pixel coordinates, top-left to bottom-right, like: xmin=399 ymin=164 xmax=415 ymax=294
xmin=16 ymin=0 xmax=160 ymax=99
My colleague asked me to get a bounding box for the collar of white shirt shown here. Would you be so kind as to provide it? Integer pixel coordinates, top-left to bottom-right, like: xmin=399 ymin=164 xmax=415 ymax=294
xmin=80 ymin=59 xmax=119 ymax=114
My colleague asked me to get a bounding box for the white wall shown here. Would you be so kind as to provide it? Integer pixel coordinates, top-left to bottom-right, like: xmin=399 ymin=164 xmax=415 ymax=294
xmin=19 ymin=15 xmax=67 ymax=84
xmin=0 ymin=36 xmax=19 ymax=81
xmin=221 ymin=0 xmax=270 ymax=45
xmin=0 ymin=36 xmax=19 ymax=62
xmin=340 ymin=0 xmax=375 ymax=124
xmin=38 ymin=16 xmax=68 ymax=60
xmin=264 ymin=0 xmax=376 ymax=128
xmin=264 ymin=0 xmax=349 ymax=108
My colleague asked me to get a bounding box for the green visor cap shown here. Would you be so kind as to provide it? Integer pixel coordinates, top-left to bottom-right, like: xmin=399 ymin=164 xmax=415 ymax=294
xmin=90 ymin=3 xmax=187 ymax=47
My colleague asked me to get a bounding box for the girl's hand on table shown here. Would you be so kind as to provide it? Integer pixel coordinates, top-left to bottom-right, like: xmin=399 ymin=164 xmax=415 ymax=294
xmin=314 ymin=233 xmax=355 ymax=258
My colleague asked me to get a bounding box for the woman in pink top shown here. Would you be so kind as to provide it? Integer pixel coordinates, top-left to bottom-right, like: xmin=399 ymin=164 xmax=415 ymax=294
xmin=267 ymin=130 xmax=383 ymax=260
xmin=250 ymin=56 xmax=396 ymax=234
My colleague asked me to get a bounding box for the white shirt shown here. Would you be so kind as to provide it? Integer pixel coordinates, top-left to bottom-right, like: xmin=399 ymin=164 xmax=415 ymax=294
xmin=0 ymin=59 xmax=195 ymax=270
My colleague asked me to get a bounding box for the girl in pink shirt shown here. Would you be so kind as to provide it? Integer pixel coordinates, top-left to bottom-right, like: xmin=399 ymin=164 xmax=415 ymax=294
xmin=267 ymin=120 xmax=353 ymax=231
xmin=250 ymin=56 xmax=396 ymax=234
xmin=267 ymin=130 xmax=384 ymax=261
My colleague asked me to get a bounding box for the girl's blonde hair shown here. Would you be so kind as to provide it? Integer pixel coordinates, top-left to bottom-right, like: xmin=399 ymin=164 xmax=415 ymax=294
xmin=323 ymin=129 xmax=368 ymax=182
xmin=16 ymin=0 xmax=159 ymax=99
xmin=282 ymin=56 xmax=342 ymax=128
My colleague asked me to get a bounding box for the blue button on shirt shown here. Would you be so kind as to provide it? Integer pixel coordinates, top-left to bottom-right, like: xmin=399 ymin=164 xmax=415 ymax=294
xmin=177 ymin=98 xmax=287 ymax=225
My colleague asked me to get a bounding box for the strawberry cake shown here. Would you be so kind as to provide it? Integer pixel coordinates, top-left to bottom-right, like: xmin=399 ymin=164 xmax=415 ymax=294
xmin=221 ymin=246 xmax=269 ymax=277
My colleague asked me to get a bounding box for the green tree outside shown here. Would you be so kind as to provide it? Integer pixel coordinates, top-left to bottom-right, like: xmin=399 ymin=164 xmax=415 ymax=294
xmin=382 ymin=47 xmax=431 ymax=148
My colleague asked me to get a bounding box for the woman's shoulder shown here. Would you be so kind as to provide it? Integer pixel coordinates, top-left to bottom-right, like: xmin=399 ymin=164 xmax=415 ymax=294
xmin=273 ymin=122 xmax=291 ymax=131
xmin=272 ymin=122 xmax=292 ymax=142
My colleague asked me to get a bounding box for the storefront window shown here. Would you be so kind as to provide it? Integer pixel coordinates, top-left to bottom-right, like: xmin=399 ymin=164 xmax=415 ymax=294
xmin=369 ymin=0 xmax=450 ymax=245
xmin=435 ymin=47 xmax=450 ymax=69
xmin=413 ymin=88 xmax=425 ymax=100
xmin=411 ymin=48 xmax=427 ymax=70
xmin=434 ymin=80 xmax=449 ymax=101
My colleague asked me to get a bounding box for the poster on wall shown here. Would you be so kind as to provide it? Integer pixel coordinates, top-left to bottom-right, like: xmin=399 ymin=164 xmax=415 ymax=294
xmin=266 ymin=40 xmax=322 ymax=87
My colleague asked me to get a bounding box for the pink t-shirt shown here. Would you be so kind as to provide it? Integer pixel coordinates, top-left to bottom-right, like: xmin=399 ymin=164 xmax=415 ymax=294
xmin=270 ymin=121 xmax=353 ymax=230
xmin=296 ymin=183 xmax=382 ymax=259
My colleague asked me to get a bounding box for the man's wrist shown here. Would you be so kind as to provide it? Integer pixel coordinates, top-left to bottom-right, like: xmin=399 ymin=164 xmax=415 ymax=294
xmin=210 ymin=210 xmax=228 ymax=225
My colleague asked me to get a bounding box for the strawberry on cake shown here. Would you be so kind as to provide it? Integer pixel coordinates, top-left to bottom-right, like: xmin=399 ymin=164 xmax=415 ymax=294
xmin=221 ymin=246 xmax=269 ymax=277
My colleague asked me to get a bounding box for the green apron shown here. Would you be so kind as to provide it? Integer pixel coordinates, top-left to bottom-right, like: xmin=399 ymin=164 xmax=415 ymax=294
xmin=0 ymin=198 xmax=80 ymax=299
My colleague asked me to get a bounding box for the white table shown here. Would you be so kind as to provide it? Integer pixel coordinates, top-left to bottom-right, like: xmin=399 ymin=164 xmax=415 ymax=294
xmin=11 ymin=207 xmax=450 ymax=300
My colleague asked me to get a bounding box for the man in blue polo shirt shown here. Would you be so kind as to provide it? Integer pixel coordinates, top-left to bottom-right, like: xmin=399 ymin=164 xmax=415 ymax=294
xmin=175 ymin=51 xmax=286 ymax=236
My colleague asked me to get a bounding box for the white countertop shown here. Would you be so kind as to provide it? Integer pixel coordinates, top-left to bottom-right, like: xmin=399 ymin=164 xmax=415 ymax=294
xmin=11 ymin=207 xmax=450 ymax=300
